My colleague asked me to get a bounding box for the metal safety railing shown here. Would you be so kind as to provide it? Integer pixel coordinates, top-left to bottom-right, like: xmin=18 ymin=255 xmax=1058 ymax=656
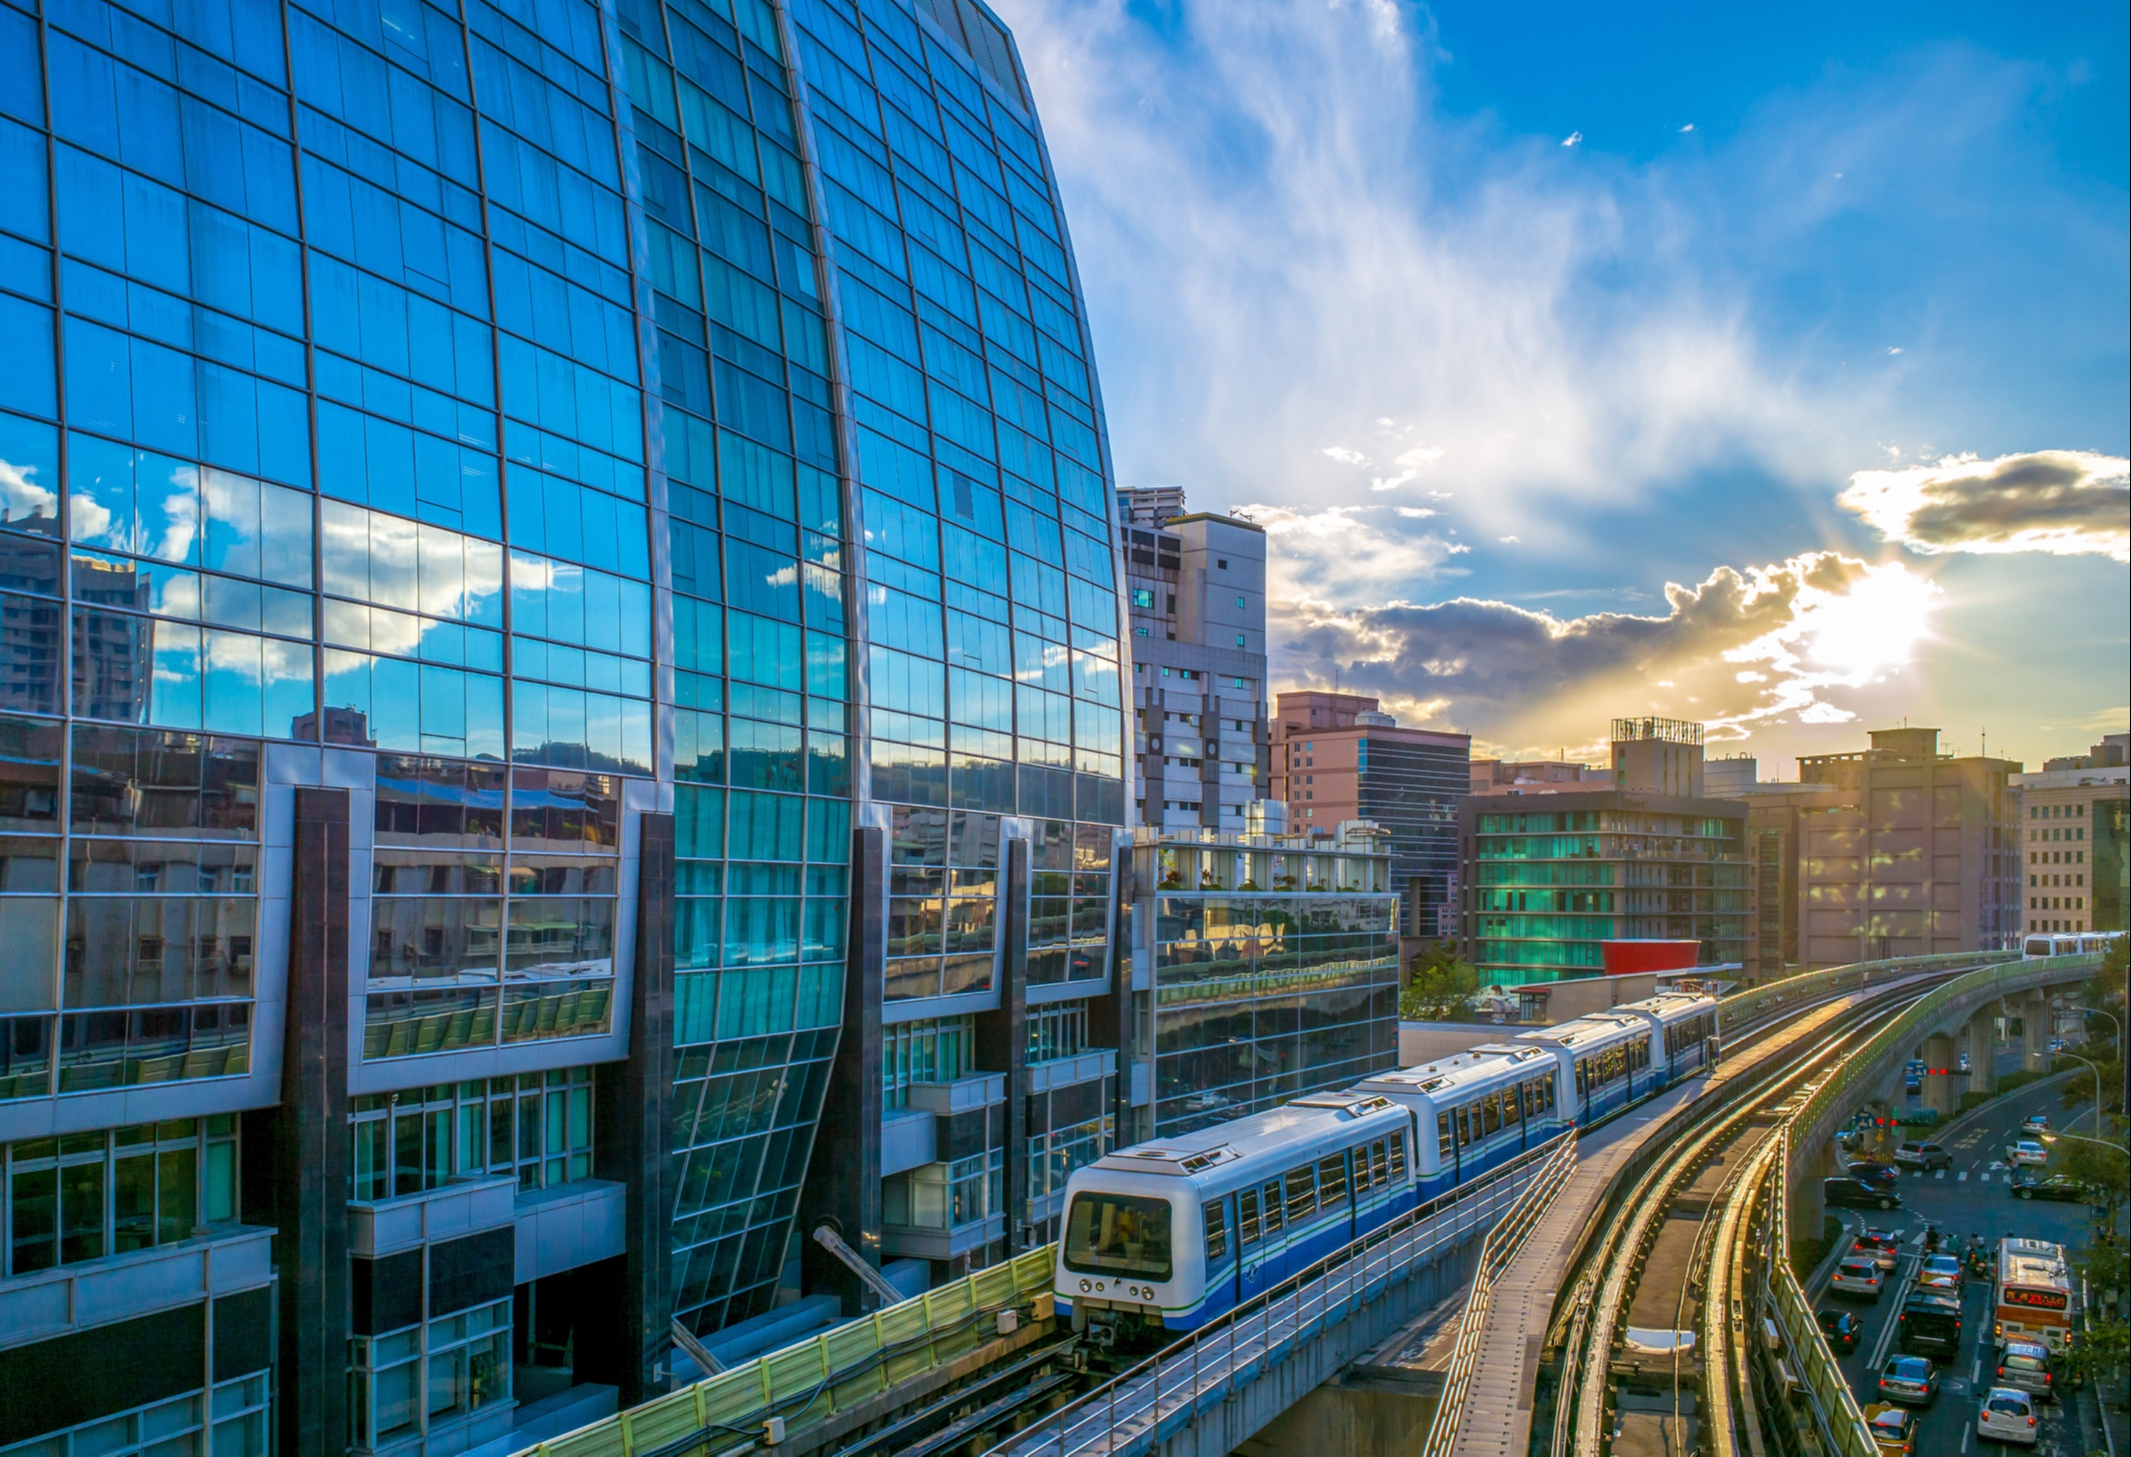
xmin=1419 ymin=1131 xmax=1578 ymax=1457
xmin=994 ymin=1137 xmax=1566 ymax=1457
xmin=521 ymin=1247 xmax=1057 ymax=1457
xmin=1720 ymin=950 xmax=2016 ymax=1032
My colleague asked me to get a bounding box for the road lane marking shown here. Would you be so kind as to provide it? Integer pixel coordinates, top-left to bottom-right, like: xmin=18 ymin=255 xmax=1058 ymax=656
xmin=1936 ymin=1170 xmax=1946 ymax=1179
xmin=1959 ymin=1171 xmax=1969 ymax=1181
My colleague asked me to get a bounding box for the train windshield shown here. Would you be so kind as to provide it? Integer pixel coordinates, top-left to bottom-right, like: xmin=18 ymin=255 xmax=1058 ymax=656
xmin=1063 ymin=1193 xmax=1173 ymax=1281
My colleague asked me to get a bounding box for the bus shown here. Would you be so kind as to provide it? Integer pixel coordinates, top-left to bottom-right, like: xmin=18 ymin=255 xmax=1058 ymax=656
xmin=1994 ymin=1237 xmax=2075 ymax=1352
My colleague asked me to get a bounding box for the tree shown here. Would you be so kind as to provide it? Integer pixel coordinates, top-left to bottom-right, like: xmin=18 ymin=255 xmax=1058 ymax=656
xmin=1401 ymin=942 xmax=1481 ymax=1022
xmin=2057 ymin=1136 xmax=2130 ymax=1235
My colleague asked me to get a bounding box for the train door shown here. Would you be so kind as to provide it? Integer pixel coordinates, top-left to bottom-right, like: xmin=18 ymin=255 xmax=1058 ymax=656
xmin=1238 ymin=1177 xmax=1286 ymax=1300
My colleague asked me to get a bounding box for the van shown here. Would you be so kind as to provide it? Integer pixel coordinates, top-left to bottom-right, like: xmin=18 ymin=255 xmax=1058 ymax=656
xmin=1995 ymin=1340 xmax=2056 ymax=1401
xmin=1899 ymin=1292 xmax=1963 ymax=1357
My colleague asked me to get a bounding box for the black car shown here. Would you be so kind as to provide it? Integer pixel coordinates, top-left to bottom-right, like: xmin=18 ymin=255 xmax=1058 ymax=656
xmin=1819 ymin=1308 xmax=1863 ymax=1353
xmin=2010 ymin=1172 xmax=2100 ymax=1204
xmin=1825 ymin=1176 xmax=1902 ymax=1210
xmin=1848 ymin=1161 xmax=1901 ymax=1185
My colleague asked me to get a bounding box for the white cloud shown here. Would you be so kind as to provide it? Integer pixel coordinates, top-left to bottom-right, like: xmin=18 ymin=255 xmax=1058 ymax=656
xmin=1005 ymin=0 xmax=1857 ymax=538
xmin=1680 ymin=123 xmax=1695 ymax=133
xmin=1321 ymin=445 xmax=1371 ymax=466
xmin=1840 ymin=450 xmax=2130 ymax=562
xmin=1561 ymin=130 xmax=1583 ymax=147
xmin=1498 ymin=535 xmax=1521 ymax=544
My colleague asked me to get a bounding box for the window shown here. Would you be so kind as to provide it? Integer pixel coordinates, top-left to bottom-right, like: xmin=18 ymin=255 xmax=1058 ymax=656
xmin=4 ymin=1117 xmax=239 ymax=1278
xmin=1216 ymin=559 xmax=1228 ymax=569
xmin=1203 ymin=1199 xmax=1229 ymax=1263
xmin=1129 ymin=588 xmax=1153 ymax=608
xmin=349 ymin=1298 xmax=510 ymax=1449
xmin=1236 ymin=596 xmax=1246 ymax=609
xmin=348 ymin=1068 xmax=594 ymax=1199
xmin=1062 ymin=1192 xmax=1172 ymax=1280
xmin=1318 ymin=1153 xmax=1349 ymax=1209
xmin=1239 ymin=1186 xmax=1261 ymax=1244
xmin=1284 ymin=1165 xmax=1317 ymax=1223
xmin=1372 ymin=1139 xmax=1390 ymax=1185
xmin=1388 ymin=1131 xmax=1406 ymax=1180
xmin=1234 ymin=634 xmax=1245 ymax=648
xmin=1261 ymin=1179 xmax=1284 ymax=1235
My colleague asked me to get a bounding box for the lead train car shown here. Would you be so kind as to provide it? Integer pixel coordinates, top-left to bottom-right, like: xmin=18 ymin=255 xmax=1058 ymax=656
xmin=1054 ymin=1092 xmax=1419 ymax=1344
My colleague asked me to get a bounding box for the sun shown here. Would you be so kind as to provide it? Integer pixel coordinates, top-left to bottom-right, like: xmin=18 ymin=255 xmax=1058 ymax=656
xmin=1798 ymin=563 xmax=1939 ymax=682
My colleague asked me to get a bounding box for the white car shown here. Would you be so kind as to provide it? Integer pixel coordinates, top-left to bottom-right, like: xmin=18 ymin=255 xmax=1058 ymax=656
xmin=1977 ymin=1386 xmax=2039 ymax=1446
xmin=1832 ymin=1258 xmax=1885 ymax=1299
xmin=2004 ymin=1140 xmax=2048 ymax=1167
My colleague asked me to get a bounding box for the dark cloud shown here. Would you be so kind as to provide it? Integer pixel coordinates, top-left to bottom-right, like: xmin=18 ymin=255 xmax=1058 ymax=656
xmin=1276 ymin=552 xmax=1879 ymax=734
xmin=1841 ymin=451 xmax=2128 ymax=561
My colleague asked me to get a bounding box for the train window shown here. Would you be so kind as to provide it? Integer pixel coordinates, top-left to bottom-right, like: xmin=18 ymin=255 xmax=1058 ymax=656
xmin=1352 ymin=1146 xmax=1373 ymax=1195
xmin=1437 ymin=1114 xmax=1453 ymax=1159
xmin=1481 ymin=1095 xmax=1499 ymax=1137
xmin=1544 ymin=1076 xmax=1556 ymax=1111
xmin=1388 ymin=1131 xmax=1406 ymax=1179
xmin=1318 ymin=1154 xmax=1348 ymax=1210
xmin=1062 ymin=1193 xmax=1173 ymax=1281
xmin=1239 ymin=1187 xmax=1261 ymax=1244
xmin=1284 ymin=1167 xmax=1317 ymax=1223
xmin=1455 ymin=1107 xmax=1469 ymax=1147
xmin=1372 ymin=1139 xmax=1389 ymax=1185
xmin=1262 ymin=1180 xmax=1284 ymax=1234
xmin=1203 ymin=1200 xmax=1229 ymax=1263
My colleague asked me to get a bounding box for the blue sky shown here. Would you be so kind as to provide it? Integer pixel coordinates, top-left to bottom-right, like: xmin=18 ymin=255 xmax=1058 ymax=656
xmin=1003 ymin=0 xmax=2129 ymax=770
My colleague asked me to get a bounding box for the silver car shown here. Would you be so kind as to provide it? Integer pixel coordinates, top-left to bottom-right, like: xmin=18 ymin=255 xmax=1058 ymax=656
xmin=1995 ymin=1340 xmax=2056 ymax=1402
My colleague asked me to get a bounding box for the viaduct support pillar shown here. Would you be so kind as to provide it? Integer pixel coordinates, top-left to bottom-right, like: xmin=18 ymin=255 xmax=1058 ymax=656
xmin=1919 ymin=1033 xmax=1960 ymax=1120
xmin=1963 ymin=1013 xmax=1998 ymax=1097
xmin=2023 ymin=991 xmax=2051 ymax=1073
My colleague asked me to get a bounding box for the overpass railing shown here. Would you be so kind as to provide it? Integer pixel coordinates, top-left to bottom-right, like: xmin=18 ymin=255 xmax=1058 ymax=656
xmin=521 ymin=1248 xmax=1058 ymax=1457
xmin=1719 ymin=950 xmax=2016 ymax=1031
xmin=1785 ymin=951 xmax=2099 ymax=1156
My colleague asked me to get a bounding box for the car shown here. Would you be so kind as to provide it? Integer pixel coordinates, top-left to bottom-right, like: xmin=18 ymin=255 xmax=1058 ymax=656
xmin=1976 ymin=1386 xmax=2040 ymax=1445
xmin=1818 ymin=1308 xmax=1863 ymax=1353
xmin=2004 ymin=1140 xmax=2048 ymax=1166
xmin=1919 ymin=1253 xmax=1965 ymax=1287
xmin=1826 ymin=1177 xmax=1903 ymax=1211
xmin=1849 ymin=1161 xmax=1902 ymax=1186
xmin=1879 ymin=1355 xmax=1940 ymax=1405
xmin=1867 ymin=1403 xmax=1917 ymax=1457
xmin=1895 ymin=1141 xmax=1954 ymax=1171
xmin=1996 ymin=1340 xmax=2057 ymax=1402
xmin=2009 ymin=1172 xmax=2097 ymax=1204
xmin=1854 ymin=1230 xmax=1902 ymax=1270
xmin=2023 ymin=1112 xmax=2050 ymax=1132
xmin=1833 ymin=1258 xmax=1886 ymax=1299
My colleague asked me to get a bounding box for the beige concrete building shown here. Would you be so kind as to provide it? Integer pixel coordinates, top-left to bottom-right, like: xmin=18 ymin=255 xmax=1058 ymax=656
xmin=2011 ymin=734 xmax=2129 ymax=935
xmin=1789 ymin=727 xmax=2022 ymax=964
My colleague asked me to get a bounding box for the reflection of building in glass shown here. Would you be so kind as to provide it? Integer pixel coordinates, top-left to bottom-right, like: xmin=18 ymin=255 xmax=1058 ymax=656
xmin=1 ymin=0 xmax=1134 ymax=1438
xmin=1120 ymin=822 xmax=1402 ymax=1140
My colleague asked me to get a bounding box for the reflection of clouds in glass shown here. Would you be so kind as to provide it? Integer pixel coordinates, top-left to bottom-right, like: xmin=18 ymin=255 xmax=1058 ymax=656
xmin=5 ymin=455 xmax=59 ymax=523
xmin=367 ymin=607 xmax=427 ymax=658
xmin=69 ymin=491 xmax=113 ymax=541
xmin=148 ymin=460 xmax=201 ymax=564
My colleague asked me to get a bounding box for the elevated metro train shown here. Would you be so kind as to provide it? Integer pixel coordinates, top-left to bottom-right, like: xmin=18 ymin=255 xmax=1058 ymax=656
xmin=1057 ymin=991 xmax=1720 ymax=1343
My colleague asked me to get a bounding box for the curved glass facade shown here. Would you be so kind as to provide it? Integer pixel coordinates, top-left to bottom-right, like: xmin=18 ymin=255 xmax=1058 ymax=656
xmin=0 ymin=0 xmax=1129 ymax=1374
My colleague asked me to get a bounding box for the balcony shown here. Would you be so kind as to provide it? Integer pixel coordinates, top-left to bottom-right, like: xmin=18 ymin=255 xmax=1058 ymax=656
xmin=0 ymin=1224 xmax=273 ymax=1352
xmin=349 ymin=1174 xmax=517 ymax=1258
xmin=1027 ymin=1047 xmax=1116 ymax=1095
xmin=904 ymin=1071 xmax=1006 ymax=1115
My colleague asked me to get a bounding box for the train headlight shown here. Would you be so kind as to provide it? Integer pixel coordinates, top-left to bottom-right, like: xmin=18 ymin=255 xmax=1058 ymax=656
xmin=1079 ymin=1280 xmax=1091 ymax=1292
